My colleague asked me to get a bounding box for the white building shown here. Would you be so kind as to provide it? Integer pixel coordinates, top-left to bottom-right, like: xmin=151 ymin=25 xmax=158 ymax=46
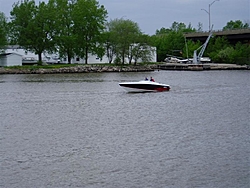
xmin=3 ymin=45 xmax=157 ymax=65
xmin=6 ymin=45 xmax=39 ymax=60
xmin=0 ymin=53 xmax=22 ymax=67
xmin=62 ymin=46 xmax=157 ymax=64
xmin=5 ymin=45 xmax=58 ymax=64
xmin=61 ymin=55 xmax=109 ymax=64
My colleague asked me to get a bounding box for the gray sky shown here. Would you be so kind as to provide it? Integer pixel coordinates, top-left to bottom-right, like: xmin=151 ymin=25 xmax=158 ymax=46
xmin=1 ymin=0 xmax=249 ymax=35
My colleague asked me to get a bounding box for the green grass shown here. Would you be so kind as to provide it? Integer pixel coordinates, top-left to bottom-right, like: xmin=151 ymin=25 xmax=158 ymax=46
xmin=7 ymin=64 xmax=79 ymax=70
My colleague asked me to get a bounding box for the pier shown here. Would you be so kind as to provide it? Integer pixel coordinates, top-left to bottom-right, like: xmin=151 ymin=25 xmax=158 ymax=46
xmin=157 ymin=63 xmax=249 ymax=71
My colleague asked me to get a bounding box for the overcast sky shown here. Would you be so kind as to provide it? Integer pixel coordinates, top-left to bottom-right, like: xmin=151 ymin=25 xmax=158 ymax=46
xmin=0 ymin=0 xmax=249 ymax=35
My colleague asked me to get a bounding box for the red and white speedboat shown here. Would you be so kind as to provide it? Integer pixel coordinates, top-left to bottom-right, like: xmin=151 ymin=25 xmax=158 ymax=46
xmin=119 ymin=80 xmax=170 ymax=92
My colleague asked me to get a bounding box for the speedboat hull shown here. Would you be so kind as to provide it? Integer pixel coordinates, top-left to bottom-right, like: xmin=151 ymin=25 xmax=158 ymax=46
xmin=119 ymin=81 xmax=170 ymax=92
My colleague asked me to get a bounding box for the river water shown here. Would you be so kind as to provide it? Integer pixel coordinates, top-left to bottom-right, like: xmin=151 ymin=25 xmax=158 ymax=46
xmin=0 ymin=70 xmax=249 ymax=188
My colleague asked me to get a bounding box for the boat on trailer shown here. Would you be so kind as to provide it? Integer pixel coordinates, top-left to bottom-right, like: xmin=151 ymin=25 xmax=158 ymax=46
xmin=119 ymin=80 xmax=170 ymax=93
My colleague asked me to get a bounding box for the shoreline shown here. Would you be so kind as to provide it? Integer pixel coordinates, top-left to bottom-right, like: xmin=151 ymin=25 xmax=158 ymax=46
xmin=0 ymin=65 xmax=156 ymax=74
xmin=0 ymin=63 xmax=249 ymax=74
xmin=157 ymin=63 xmax=249 ymax=71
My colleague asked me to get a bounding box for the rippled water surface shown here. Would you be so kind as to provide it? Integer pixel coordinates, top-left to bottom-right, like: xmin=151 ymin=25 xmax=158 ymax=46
xmin=0 ymin=70 xmax=250 ymax=188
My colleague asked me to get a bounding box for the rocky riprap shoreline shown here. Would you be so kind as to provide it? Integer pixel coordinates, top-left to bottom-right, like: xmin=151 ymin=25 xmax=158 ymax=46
xmin=1 ymin=63 xmax=249 ymax=74
xmin=0 ymin=65 xmax=157 ymax=74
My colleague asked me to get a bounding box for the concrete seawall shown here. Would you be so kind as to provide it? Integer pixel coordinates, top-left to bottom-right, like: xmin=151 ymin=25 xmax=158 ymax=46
xmin=157 ymin=63 xmax=249 ymax=71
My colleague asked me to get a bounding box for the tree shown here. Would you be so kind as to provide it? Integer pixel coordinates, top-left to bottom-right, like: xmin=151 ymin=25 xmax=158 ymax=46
xmin=197 ymin=22 xmax=203 ymax=32
xmin=10 ymin=0 xmax=56 ymax=62
xmin=72 ymin=0 xmax=107 ymax=64
xmin=103 ymin=22 xmax=117 ymax=63
xmin=223 ymin=20 xmax=249 ymax=30
xmin=128 ymin=34 xmax=154 ymax=65
xmin=170 ymin=22 xmax=195 ymax=33
xmin=153 ymin=31 xmax=185 ymax=61
xmin=0 ymin=12 xmax=8 ymax=53
xmin=153 ymin=22 xmax=196 ymax=61
xmin=233 ymin=42 xmax=250 ymax=65
xmin=216 ymin=47 xmax=235 ymax=63
xmin=51 ymin=0 xmax=76 ymax=64
xmin=152 ymin=34 xmax=168 ymax=61
xmin=108 ymin=18 xmax=141 ymax=64
xmin=206 ymin=36 xmax=231 ymax=62
xmin=105 ymin=19 xmax=154 ymax=64
xmin=155 ymin=27 xmax=171 ymax=35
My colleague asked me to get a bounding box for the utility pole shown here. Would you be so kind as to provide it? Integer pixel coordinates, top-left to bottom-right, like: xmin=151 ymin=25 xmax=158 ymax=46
xmin=201 ymin=0 xmax=219 ymax=31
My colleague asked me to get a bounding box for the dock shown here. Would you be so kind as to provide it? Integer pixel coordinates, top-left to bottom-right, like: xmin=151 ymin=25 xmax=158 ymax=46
xmin=157 ymin=63 xmax=249 ymax=71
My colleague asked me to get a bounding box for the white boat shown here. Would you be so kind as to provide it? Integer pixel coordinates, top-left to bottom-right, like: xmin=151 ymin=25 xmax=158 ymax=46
xmin=119 ymin=80 xmax=170 ymax=93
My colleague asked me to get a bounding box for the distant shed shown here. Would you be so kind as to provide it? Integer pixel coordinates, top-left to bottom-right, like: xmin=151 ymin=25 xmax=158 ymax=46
xmin=0 ymin=53 xmax=22 ymax=67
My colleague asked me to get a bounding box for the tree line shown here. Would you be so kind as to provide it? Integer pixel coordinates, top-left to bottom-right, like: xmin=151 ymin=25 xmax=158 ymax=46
xmin=0 ymin=0 xmax=154 ymax=65
xmin=154 ymin=21 xmax=250 ymax=65
xmin=0 ymin=0 xmax=249 ymax=65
